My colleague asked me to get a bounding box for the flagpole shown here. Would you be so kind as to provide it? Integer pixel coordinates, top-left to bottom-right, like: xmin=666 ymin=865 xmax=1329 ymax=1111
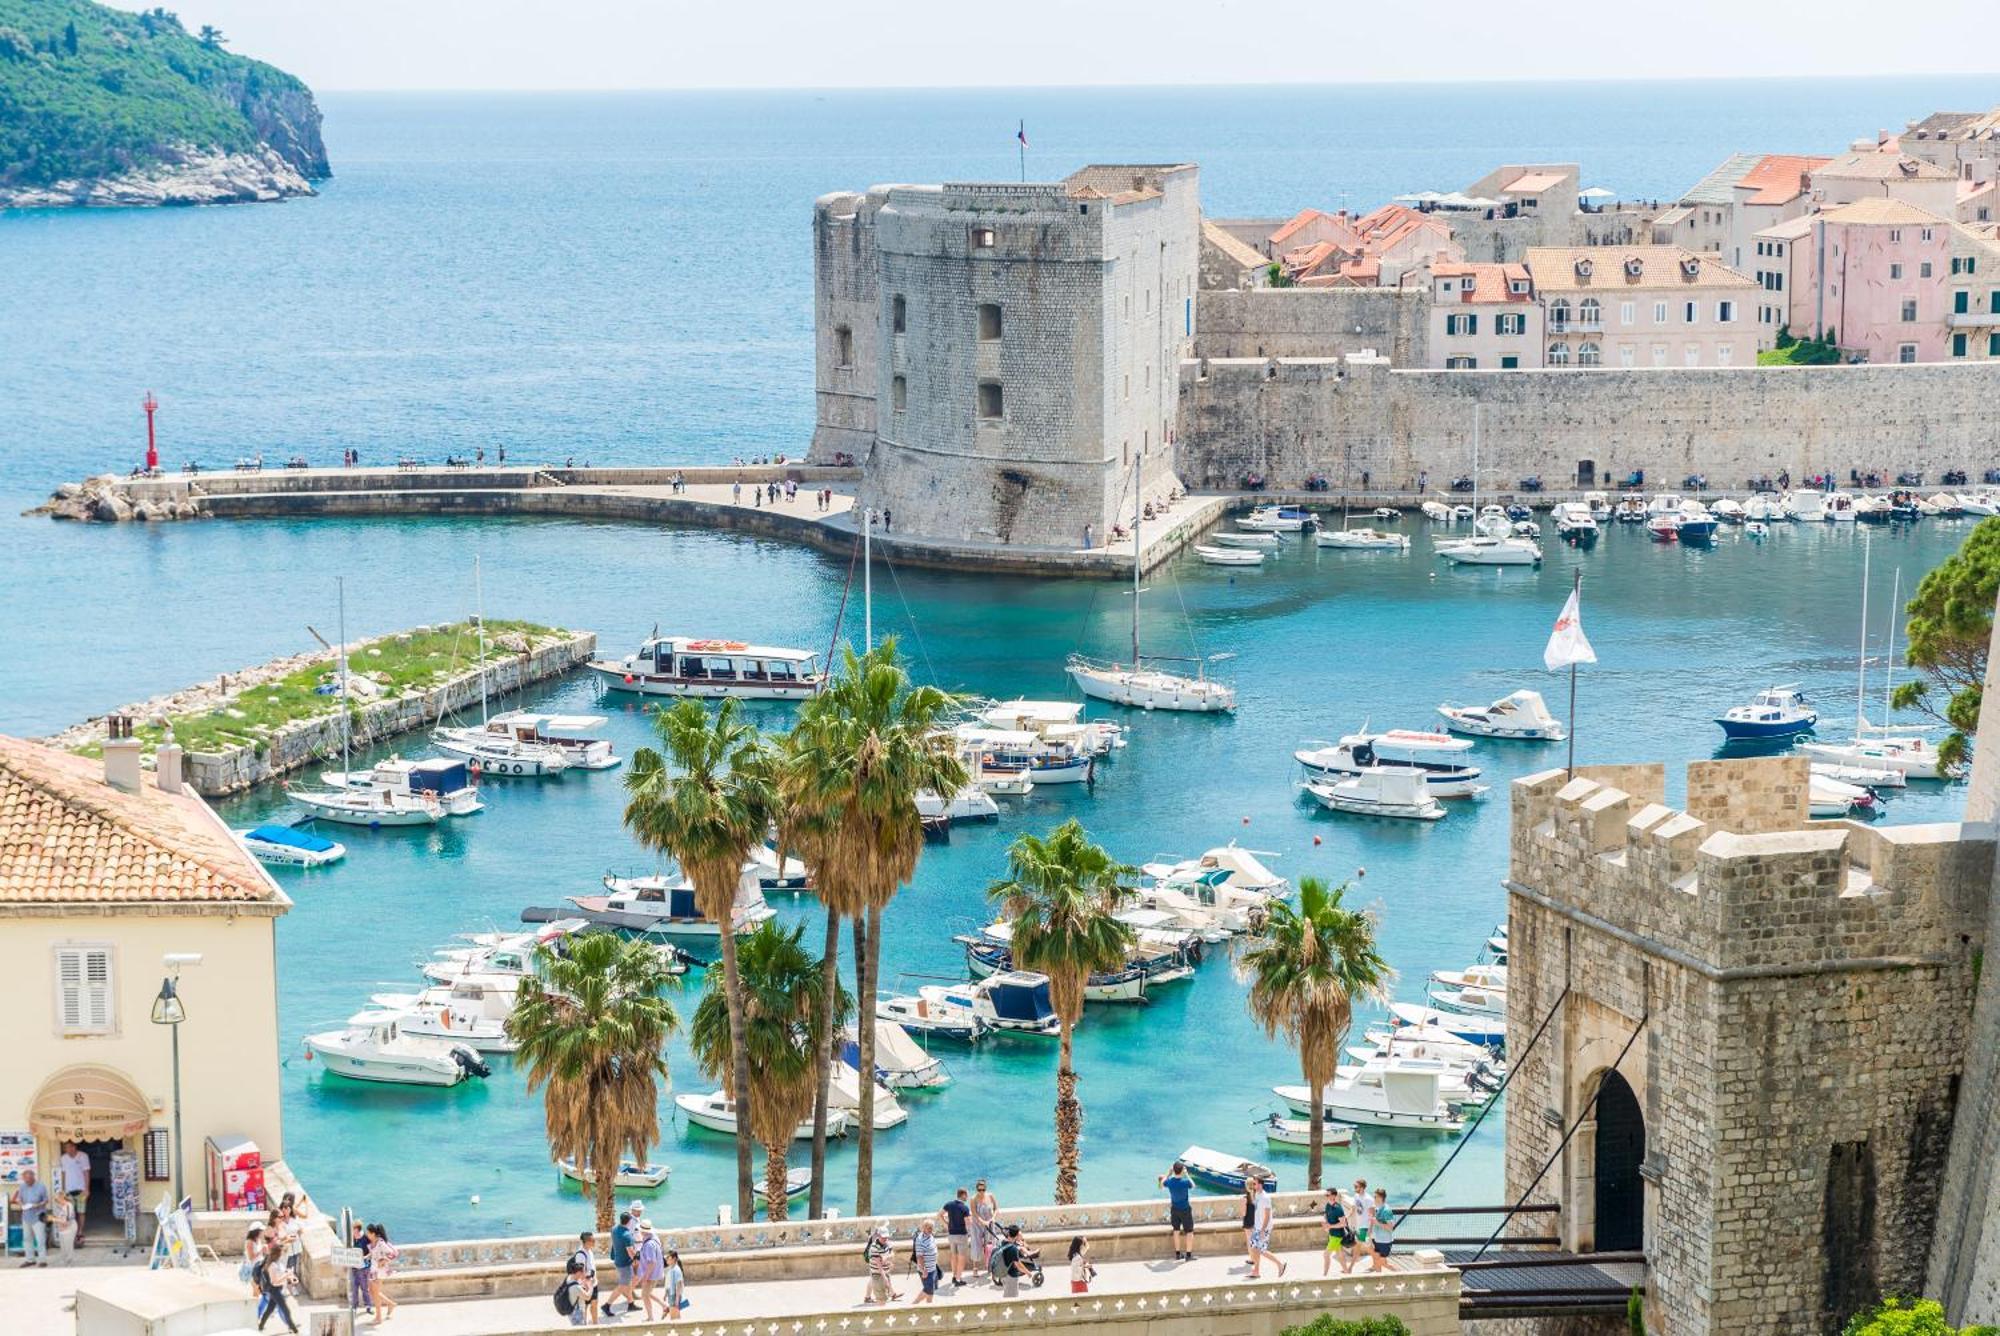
xmin=1566 ymin=568 xmax=1581 ymax=778
xmin=1018 ymin=120 xmax=1025 ymax=183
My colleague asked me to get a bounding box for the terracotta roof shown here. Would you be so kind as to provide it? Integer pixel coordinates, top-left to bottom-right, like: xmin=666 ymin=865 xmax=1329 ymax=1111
xmin=1753 ymin=215 xmax=1814 ymax=241
xmin=1738 ymin=154 xmax=1829 ymax=206
xmin=1818 ymin=197 xmax=1952 ymax=226
xmin=1504 ymin=171 xmax=1566 ymax=195
xmin=1432 ymin=262 xmax=1532 ymax=303
xmin=1525 ymin=245 xmax=1757 ymax=292
xmin=1269 ymin=208 xmax=1337 ymax=248
xmin=0 ymin=736 xmax=280 ymax=906
xmin=1201 ymin=220 xmax=1267 ymax=272
xmin=1814 ymin=151 xmax=1953 ymax=182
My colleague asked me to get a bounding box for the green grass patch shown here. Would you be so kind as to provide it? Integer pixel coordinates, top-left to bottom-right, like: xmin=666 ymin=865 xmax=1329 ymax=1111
xmin=77 ymin=620 xmax=569 ymax=758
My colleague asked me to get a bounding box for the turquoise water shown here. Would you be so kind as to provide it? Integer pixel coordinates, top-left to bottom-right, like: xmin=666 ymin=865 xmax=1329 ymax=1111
xmin=0 ymin=83 xmax=1988 ymax=1238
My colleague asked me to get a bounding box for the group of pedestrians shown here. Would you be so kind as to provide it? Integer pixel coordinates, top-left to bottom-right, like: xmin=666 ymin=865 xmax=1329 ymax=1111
xmin=559 ymin=1209 xmax=684 ymax=1325
xmin=1320 ymin=1180 xmax=1398 ymax=1276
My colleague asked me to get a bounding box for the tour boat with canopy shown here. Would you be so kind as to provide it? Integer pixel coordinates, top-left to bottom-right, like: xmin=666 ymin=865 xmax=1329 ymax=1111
xmin=590 ymin=636 xmax=823 ymax=700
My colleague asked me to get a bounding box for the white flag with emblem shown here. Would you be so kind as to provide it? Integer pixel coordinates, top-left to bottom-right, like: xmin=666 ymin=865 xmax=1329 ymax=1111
xmin=1544 ymin=586 xmax=1596 ymax=672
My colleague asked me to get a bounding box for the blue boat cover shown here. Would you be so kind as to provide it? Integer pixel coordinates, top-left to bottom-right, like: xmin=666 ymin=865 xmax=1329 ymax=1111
xmin=247 ymin=824 xmax=339 ymax=853
xmin=986 ymin=978 xmax=1054 ymax=1023
xmin=408 ymin=761 xmax=472 ymax=793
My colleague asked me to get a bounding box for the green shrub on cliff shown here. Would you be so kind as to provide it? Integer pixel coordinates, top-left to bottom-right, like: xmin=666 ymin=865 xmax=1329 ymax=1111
xmin=1842 ymin=1296 xmax=1995 ymax=1335
xmin=0 ymin=0 xmax=327 ymax=188
xmin=1278 ymin=1316 xmax=1411 ymax=1336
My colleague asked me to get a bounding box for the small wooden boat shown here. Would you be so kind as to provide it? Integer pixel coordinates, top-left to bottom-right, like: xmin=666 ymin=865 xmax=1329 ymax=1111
xmin=1209 ymin=530 xmax=1279 ymax=549
xmin=1178 ymin=1143 xmax=1276 ymax=1192
xmin=753 ymin=1167 xmax=812 ymax=1203
xmin=559 ymin=1157 xmax=670 ymax=1190
xmin=1315 ymin=527 xmax=1408 ymax=550
xmin=1257 ymin=1112 xmax=1358 ymax=1149
xmin=1194 ymin=544 xmax=1265 ymax=567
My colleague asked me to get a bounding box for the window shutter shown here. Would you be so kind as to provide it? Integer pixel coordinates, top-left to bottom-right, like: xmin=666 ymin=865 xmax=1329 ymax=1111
xmin=84 ymin=950 xmax=112 ymax=1030
xmin=54 ymin=946 xmax=112 ymax=1033
xmin=56 ymin=949 xmax=84 ymax=1029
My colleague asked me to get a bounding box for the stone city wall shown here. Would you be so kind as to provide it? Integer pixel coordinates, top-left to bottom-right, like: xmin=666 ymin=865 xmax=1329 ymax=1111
xmin=1504 ymin=760 xmax=1994 ymax=1336
xmin=1176 ymin=356 xmax=2000 ymax=492
xmin=1193 ymin=287 xmax=1429 ymax=365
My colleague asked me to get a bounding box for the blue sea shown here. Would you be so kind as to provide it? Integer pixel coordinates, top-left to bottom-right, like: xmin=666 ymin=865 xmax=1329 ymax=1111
xmin=0 ymin=81 xmax=1991 ymax=1239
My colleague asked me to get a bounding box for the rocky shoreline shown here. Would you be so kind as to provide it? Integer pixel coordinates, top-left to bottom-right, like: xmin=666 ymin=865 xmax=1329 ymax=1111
xmin=33 ymin=474 xmax=200 ymax=522
xmin=0 ymin=144 xmax=317 ymax=209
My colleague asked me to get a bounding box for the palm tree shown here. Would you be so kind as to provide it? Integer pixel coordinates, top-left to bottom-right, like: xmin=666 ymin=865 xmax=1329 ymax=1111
xmin=687 ymin=921 xmax=849 ymax=1220
xmin=506 ymin=932 xmax=680 ymax=1231
xmin=781 ymin=639 xmax=965 ymax=1215
xmin=987 ymin=818 xmax=1135 ymax=1205
xmin=1238 ymin=876 xmax=1391 ymax=1190
xmin=623 ymin=697 xmax=774 ymax=1223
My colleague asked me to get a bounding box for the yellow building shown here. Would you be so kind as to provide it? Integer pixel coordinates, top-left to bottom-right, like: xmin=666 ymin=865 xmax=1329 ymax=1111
xmin=0 ymin=729 xmax=288 ymax=1239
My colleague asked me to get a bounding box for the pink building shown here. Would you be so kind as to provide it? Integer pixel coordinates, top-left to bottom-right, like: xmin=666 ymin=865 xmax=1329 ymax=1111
xmin=1754 ymin=198 xmax=1954 ymax=362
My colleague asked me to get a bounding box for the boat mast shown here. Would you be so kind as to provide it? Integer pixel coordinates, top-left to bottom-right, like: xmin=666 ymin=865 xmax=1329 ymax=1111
xmin=337 ymin=576 xmax=350 ymax=776
xmin=1130 ymin=445 xmax=1141 ymax=668
xmin=1855 ymin=533 xmax=1871 ymax=735
xmin=863 ymin=506 xmax=872 ymax=650
xmin=1883 ymin=567 xmax=1900 ymax=727
xmin=475 ymin=555 xmax=488 ymax=724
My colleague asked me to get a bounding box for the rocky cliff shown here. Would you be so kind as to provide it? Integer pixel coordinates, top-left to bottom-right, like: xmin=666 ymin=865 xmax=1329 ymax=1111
xmin=0 ymin=0 xmax=329 ymax=208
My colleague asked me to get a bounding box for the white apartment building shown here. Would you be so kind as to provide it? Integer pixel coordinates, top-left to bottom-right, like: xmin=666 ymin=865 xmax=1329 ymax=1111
xmin=1525 ymin=245 xmax=1765 ymax=369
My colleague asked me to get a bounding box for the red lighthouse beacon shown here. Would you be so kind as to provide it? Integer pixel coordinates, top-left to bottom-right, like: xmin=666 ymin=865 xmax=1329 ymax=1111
xmin=143 ymin=391 xmax=159 ymax=475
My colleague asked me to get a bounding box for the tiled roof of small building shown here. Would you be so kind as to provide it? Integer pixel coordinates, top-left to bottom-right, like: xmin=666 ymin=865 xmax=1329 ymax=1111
xmin=1814 ymin=151 xmax=1954 ymax=182
xmin=0 ymin=736 xmax=278 ymax=905
xmin=1818 ymin=197 xmax=1952 ymax=226
xmin=1738 ymin=155 xmax=1830 ymax=206
xmin=1526 ymin=245 xmax=1757 ymax=292
xmin=1432 ymin=262 xmax=1533 ymax=303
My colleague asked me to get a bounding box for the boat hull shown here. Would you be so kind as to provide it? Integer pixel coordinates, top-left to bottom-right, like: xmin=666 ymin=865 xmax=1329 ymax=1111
xmin=305 ymin=1043 xmax=468 ymax=1086
xmin=589 ymin=663 xmax=820 ymax=700
xmin=288 ymin=793 xmax=441 ymax=827
xmin=1068 ymin=664 xmax=1235 ymax=713
xmin=1715 ymin=715 xmax=1816 ymax=740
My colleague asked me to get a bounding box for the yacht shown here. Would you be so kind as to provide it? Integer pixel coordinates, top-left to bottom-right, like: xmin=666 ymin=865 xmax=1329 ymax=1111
xmin=1715 ymin=685 xmax=1817 ymax=741
xmin=957 ymin=925 xmax=1154 ymax=1002
xmin=563 ymin=866 xmax=778 ymax=939
xmin=1276 ymin=1061 xmax=1466 ymax=1133
xmin=1304 ymin=769 xmax=1448 ymax=822
xmin=304 ymin=1010 xmax=492 ymax=1087
xmin=369 ymin=981 xmax=518 ymax=1053
xmin=882 ymin=971 xmax=1060 ymax=1037
xmin=589 ymin=636 xmax=823 ymax=700
xmin=1238 ymin=505 xmax=1319 ymax=532
xmin=1437 ymin=690 xmax=1566 ymax=741
xmin=235 ymin=824 xmax=347 ymax=867
xmin=288 ymin=782 xmax=444 ymax=828
xmin=676 ymin=1090 xmax=846 ymax=1140
xmin=1296 ymin=729 xmax=1483 ymax=797
xmin=442 ymin=711 xmax=620 ymax=774
xmin=321 ymin=756 xmax=484 ymax=816
xmin=1434 ymin=534 xmax=1542 ymax=566
xmin=974 ymin=700 xmax=1126 ymax=757
xmin=1138 ymin=843 xmax=1287 ymax=896
xmin=1551 ymin=502 xmax=1598 ymax=544
xmin=420 ymin=923 xmax=579 ymax=987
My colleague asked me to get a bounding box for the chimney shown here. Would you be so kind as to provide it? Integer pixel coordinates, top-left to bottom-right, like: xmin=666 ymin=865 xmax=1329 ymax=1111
xmin=156 ymin=742 xmax=184 ymax=795
xmin=1878 ymin=129 xmax=1891 ymax=147
xmin=103 ymin=715 xmax=143 ymax=795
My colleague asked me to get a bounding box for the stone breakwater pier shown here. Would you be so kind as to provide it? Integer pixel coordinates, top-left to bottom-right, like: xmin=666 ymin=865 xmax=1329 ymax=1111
xmin=47 ymin=623 xmax=596 ymax=796
xmin=32 ymin=463 xmax=1246 ymax=578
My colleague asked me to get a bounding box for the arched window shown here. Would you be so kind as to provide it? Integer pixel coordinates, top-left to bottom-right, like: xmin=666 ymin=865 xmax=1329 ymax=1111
xmin=1578 ymin=298 xmax=1602 ymax=328
xmin=1578 ymin=342 xmax=1602 ymax=367
xmin=1548 ymin=298 xmax=1571 ymax=331
xmin=1547 ymin=341 xmax=1571 ymax=366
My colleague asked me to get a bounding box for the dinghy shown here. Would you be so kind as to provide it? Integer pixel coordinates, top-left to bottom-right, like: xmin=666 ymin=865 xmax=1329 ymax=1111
xmin=1209 ymin=529 xmax=1280 ymax=549
xmin=1177 ymin=1144 xmax=1277 ymax=1192
xmin=1194 ymin=543 xmax=1265 ymax=566
xmin=1257 ymin=1112 xmax=1358 ymax=1149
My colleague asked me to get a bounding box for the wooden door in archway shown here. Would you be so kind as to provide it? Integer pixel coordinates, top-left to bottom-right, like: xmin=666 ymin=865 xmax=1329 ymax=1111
xmin=1594 ymin=1070 xmax=1645 ymax=1252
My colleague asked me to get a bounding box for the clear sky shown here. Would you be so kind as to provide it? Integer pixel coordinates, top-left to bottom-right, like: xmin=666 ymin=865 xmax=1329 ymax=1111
xmin=112 ymin=0 xmax=2000 ymax=92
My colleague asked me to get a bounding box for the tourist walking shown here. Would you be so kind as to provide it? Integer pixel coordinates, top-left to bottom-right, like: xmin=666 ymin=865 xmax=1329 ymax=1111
xmin=633 ymin=1221 xmax=666 ymax=1319
xmin=1067 ymin=1237 xmax=1095 ymax=1294
xmin=968 ymin=1180 xmax=1000 ymax=1276
xmin=253 ymin=1236 xmax=300 ymax=1333
xmin=664 ymin=1248 xmax=685 ymax=1320
xmin=607 ymin=1210 xmax=637 ymax=1318
xmin=242 ymin=1226 xmax=267 ymax=1296
xmin=1161 ymin=1159 xmax=1196 ymax=1261
xmin=274 ymin=1196 xmax=304 ymax=1293
xmin=1246 ymin=1178 xmax=1285 ymax=1278
xmin=732 ymin=478 xmax=742 ymax=504
xmin=366 ymin=1223 xmax=400 ymax=1324
xmin=1369 ymin=1189 xmax=1397 ymax=1272
xmin=910 ymin=1218 xmax=940 ymax=1304
xmin=565 ymin=1229 xmax=600 ymax=1326
xmin=994 ymin=1224 xmax=1031 ymax=1298
xmin=861 ymin=1223 xmax=900 ymax=1304
xmin=1322 ymin=1187 xmax=1351 ymax=1276
xmin=58 ymin=1141 xmax=89 ymax=1244
xmin=347 ymin=1220 xmax=374 ymax=1316
xmin=1348 ymin=1179 xmax=1373 ymax=1264
xmin=940 ymin=1187 xmax=972 ymax=1286
xmin=1239 ymin=1181 xmax=1257 ymax=1269
xmin=10 ymin=1168 xmax=47 ymax=1266
xmin=49 ymin=1190 xmax=77 ymax=1265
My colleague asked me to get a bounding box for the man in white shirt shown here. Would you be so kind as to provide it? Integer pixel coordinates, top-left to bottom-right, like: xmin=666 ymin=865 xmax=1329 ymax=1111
xmin=57 ymin=1144 xmax=89 ymax=1245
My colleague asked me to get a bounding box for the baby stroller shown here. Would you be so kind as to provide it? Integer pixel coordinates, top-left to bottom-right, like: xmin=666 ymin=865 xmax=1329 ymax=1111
xmin=988 ymin=1237 xmax=1046 ymax=1288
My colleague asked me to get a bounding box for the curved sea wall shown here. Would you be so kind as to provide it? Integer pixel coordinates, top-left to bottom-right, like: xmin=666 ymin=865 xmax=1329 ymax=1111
xmin=1177 ymin=356 xmax=2000 ymax=491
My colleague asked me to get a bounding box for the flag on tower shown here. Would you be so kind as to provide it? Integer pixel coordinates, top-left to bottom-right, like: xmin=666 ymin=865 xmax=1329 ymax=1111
xmin=1544 ymin=584 xmax=1596 ymax=672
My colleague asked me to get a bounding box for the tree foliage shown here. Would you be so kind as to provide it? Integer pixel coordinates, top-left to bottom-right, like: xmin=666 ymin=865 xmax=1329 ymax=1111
xmin=1277 ymin=1315 xmax=1412 ymax=1336
xmin=1841 ymin=1296 xmax=1998 ymax=1335
xmin=1892 ymin=516 xmax=2000 ymax=769
xmin=0 ymin=0 xmax=316 ymax=187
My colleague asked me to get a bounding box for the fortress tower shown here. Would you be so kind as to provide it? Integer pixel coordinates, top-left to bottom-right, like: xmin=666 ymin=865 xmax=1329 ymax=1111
xmin=810 ymin=166 xmax=1200 ymax=548
xmin=1501 ymin=755 xmax=1993 ymax=1334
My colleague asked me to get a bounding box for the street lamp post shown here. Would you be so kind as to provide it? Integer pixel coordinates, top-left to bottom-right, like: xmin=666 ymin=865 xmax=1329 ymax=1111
xmin=150 ymin=976 xmax=186 ymax=1204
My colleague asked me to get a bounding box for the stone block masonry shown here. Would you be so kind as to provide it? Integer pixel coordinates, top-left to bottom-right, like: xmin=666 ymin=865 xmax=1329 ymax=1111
xmin=1503 ymin=757 xmax=1993 ymax=1336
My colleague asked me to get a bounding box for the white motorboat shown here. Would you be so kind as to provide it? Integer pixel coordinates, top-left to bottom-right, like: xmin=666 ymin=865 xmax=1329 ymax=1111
xmin=590 ymin=636 xmax=823 ymax=700
xmin=1390 ymin=1002 xmax=1507 ymax=1046
xmin=473 ymin=712 xmax=618 ymax=769
xmin=1451 ymin=503 xmax=1475 ymax=522
xmin=421 ymin=926 xmax=568 ymax=987
xmin=917 ymin=784 xmax=1002 ymax=822
xmin=1810 ymin=761 xmax=1905 ymax=790
xmin=1194 ymin=543 xmax=1265 ymax=566
xmin=753 ymin=1168 xmax=813 ymax=1204
xmin=1258 ymin=1112 xmax=1358 ymax=1149
xmin=1209 ymin=529 xmax=1280 ymax=549
xmin=1613 ymin=496 xmax=1648 ymax=524
xmin=1583 ymin=492 xmax=1611 ymax=520
xmin=1364 ymin=1024 xmax=1503 ymax=1067
xmin=370 ymin=982 xmax=517 ymax=1053
xmin=1419 ymin=500 xmax=1451 ymax=522
xmin=1959 ymin=492 xmax=1999 ymax=517
xmin=876 ymin=990 xmax=986 ymax=1042
xmin=288 ymin=783 xmax=444 ymax=828
xmin=1238 ymin=505 xmax=1318 ymax=532
xmin=321 ymin=755 xmax=484 ymax=816
xmin=1431 ymin=964 xmax=1508 ymax=994
xmin=1178 ymin=1144 xmax=1277 ymax=1192
xmin=1800 ymin=735 xmax=1955 ymax=781
xmin=745 ymin=842 xmax=813 ymax=892
xmin=976 ymin=771 xmax=1035 ymax=797
xmin=842 ymin=1019 xmax=952 ymax=1090
xmin=431 ymin=722 xmax=573 ymax=777
xmin=559 ymin=1158 xmax=670 ymax=1190
xmin=954 ymin=725 xmax=1095 ymax=784
xmin=1372 ymin=507 xmax=1399 ymax=520
xmin=1435 ymin=535 xmax=1542 ymax=566
xmin=566 ymin=867 xmax=777 ymax=938
xmin=235 ymin=824 xmax=346 ymax=867
xmin=828 ymin=1062 xmax=910 ymax=1129
xmin=1305 ymin=769 xmax=1447 ymax=822
xmin=1783 ymin=490 xmax=1827 ymax=522
xmin=1550 ymin=503 xmax=1598 ymax=542
xmin=1745 ymin=521 xmax=1770 ymax=539
xmin=1473 ymin=506 xmax=1513 ymax=539
xmin=947 ymin=971 xmax=1061 ymax=1036
xmin=1711 ymin=497 xmax=1746 ymax=523
xmin=676 ymin=1091 xmax=845 ymax=1140
xmin=1296 ymin=729 xmax=1484 ymax=797
xmin=1824 ymin=491 xmax=1857 ymax=522
xmin=1316 ymin=527 xmax=1409 ymax=551
xmin=304 ymin=1010 xmax=492 ymax=1087
xmin=960 ymin=925 xmax=1153 ymax=1002
xmin=974 ymin=700 xmax=1126 ymax=756
xmin=1429 ymin=979 xmax=1505 ymax=1015
xmin=1743 ymin=493 xmax=1784 ymax=522
xmin=1853 ymin=494 xmax=1892 ymax=524
xmin=1277 ymin=1062 xmax=1466 ymax=1133
xmin=1810 ymin=775 xmax=1879 ymax=818
xmin=1645 ymin=491 xmax=1686 ymax=518
xmin=1437 ymin=690 xmax=1566 ymax=741
xmin=1140 ymin=843 xmax=1288 ymax=896
xmin=1328 ymin=1054 xmax=1486 ymax=1105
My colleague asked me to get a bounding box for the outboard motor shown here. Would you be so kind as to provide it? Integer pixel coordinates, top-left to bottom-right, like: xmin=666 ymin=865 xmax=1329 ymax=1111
xmin=452 ymin=1045 xmax=492 ymax=1080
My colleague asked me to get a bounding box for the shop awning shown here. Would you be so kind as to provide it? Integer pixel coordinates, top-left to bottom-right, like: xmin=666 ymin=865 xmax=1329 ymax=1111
xmin=29 ymin=1064 xmax=152 ymax=1141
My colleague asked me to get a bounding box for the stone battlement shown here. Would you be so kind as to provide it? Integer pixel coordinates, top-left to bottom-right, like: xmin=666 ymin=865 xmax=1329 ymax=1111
xmin=1509 ymin=758 xmax=1993 ymax=975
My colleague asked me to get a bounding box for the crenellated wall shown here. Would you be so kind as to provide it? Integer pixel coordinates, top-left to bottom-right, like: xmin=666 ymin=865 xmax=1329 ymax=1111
xmin=1504 ymin=757 xmax=1992 ymax=1336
